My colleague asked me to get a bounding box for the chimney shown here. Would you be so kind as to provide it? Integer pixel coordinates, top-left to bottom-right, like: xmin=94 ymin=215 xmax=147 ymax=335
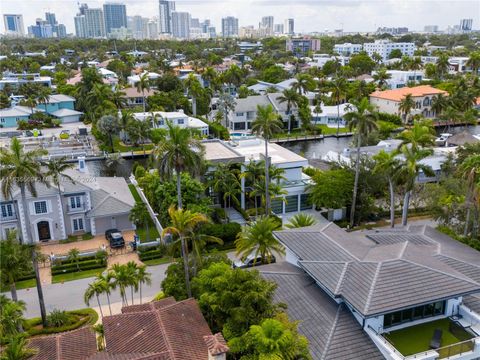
xmin=204 ymin=333 xmax=229 ymax=360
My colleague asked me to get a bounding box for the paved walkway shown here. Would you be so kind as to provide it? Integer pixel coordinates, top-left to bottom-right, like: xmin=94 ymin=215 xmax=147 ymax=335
xmin=38 ymin=267 xmax=52 ymax=285
xmin=107 ymin=252 xmax=143 ymax=267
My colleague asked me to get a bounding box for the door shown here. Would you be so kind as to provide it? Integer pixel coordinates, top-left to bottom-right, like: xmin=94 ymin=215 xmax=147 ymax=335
xmin=37 ymin=221 xmax=51 ymax=242
xmin=111 ymin=217 xmax=116 ymax=229
xmin=73 ymin=218 xmax=84 ymax=232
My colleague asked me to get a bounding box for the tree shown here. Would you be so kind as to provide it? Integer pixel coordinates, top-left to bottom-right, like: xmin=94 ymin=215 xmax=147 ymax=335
xmin=67 ymin=248 xmax=81 ymax=271
xmin=136 ymin=73 xmax=151 ymax=112
xmin=208 ymin=162 xmax=241 ymax=217
xmin=436 ymin=53 xmax=450 ymax=79
xmin=108 ymin=263 xmax=136 ymax=306
xmin=228 ymin=313 xmax=311 ymax=360
xmin=0 ymin=90 xmax=11 ymax=108
xmin=96 ymin=115 xmax=121 ymax=152
xmin=373 ymin=150 xmax=401 ymax=228
xmin=251 ymin=105 xmax=283 ymax=215
xmin=84 ymin=279 xmax=106 ymax=318
xmin=129 ymin=202 xmax=151 ymax=242
xmin=431 ymin=93 xmax=449 ymax=118
xmin=136 ymin=264 xmax=151 ymax=304
xmin=184 ymin=73 xmax=203 ymax=116
xmin=37 ymin=87 xmax=52 ymax=112
xmin=119 ymin=110 xmax=135 ymax=141
xmin=466 ymin=51 xmax=480 ymax=74
xmin=277 ymin=88 xmax=300 ymax=134
xmin=285 ymin=213 xmax=317 ymax=228
xmin=344 ymin=97 xmax=379 ymax=227
xmin=308 ymin=168 xmax=354 ymax=209
xmin=397 ymin=120 xmax=435 ymax=150
xmin=162 ymin=206 xmax=210 ymax=298
xmin=458 ymin=155 xmax=480 ymax=236
xmin=0 ymin=296 xmax=26 ymax=335
xmin=373 ymin=68 xmax=391 ymax=88
xmin=1 ymin=334 xmax=37 ymax=360
xmin=389 ymin=49 xmax=403 ymax=59
xmin=397 ymin=145 xmax=434 ymax=226
xmin=96 ymin=274 xmax=113 ymax=315
xmin=235 ymin=216 xmax=284 ymax=264
xmin=0 ymin=231 xmax=33 ymax=303
xmin=293 ymin=73 xmax=315 ymax=95
xmin=348 ymin=52 xmax=376 ymax=75
xmin=0 ymin=137 xmax=49 ymax=327
xmin=329 ymin=76 xmax=348 ymax=136
xmin=398 ymin=94 xmax=415 ymax=123
xmin=216 ymin=92 xmax=236 ymax=126
xmin=192 ymin=262 xmax=278 ymax=339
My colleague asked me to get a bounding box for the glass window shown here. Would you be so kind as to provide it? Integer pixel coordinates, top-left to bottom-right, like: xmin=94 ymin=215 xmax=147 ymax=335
xmin=177 ymin=118 xmax=185 ymax=125
xmin=1 ymin=204 xmax=14 ymax=218
xmin=402 ymin=309 xmax=413 ymax=322
xmin=271 ymin=199 xmax=283 ymax=214
xmin=424 ymin=303 xmax=434 ymax=317
xmin=300 ymin=194 xmax=311 ymax=210
xmin=285 ymin=195 xmax=298 ymax=213
xmin=391 ymin=311 xmax=402 ymax=326
xmin=73 ymin=218 xmax=84 ymax=231
xmin=234 ymin=122 xmax=246 ymax=130
xmin=70 ymin=196 xmax=81 ymax=209
xmin=413 ymin=306 xmax=424 ymax=319
xmin=34 ymin=201 xmax=47 ymax=214
xmin=434 ymin=301 xmax=444 ymax=315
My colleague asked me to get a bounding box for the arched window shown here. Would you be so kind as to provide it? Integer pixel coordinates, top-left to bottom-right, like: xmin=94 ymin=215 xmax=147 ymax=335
xmin=423 ymin=97 xmax=430 ymax=106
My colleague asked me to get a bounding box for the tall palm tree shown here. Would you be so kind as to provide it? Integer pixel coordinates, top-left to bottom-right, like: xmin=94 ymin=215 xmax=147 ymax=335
xmin=373 ymin=150 xmax=401 ymax=228
xmin=285 ymin=213 xmax=317 ymax=228
xmin=136 ymin=265 xmax=151 ymax=304
xmin=235 ymin=216 xmax=285 ymax=264
xmin=277 ymin=88 xmax=300 ymax=134
xmin=119 ymin=110 xmax=135 ymax=142
xmin=398 ymin=94 xmax=415 ymax=124
xmin=208 ymin=162 xmax=241 ymax=217
xmin=84 ymin=279 xmax=106 ymax=318
xmin=0 ymin=231 xmax=33 ymax=302
xmin=108 ymin=263 xmax=135 ymax=306
xmin=466 ymin=51 xmax=480 ymax=74
xmin=329 ymin=76 xmax=348 ymax=136
xmin=372 ymin=68 xmax=391 ymax=88
xmin=344 ymin=97 xmax=379 ymax=227
xmin=162 ymin=206 xmax=210 ymax=297
xmin=251 ymin=105 xmax=283 ymax=215
xmin=136 ymin=73 xmax=151 ymax=112
xmin=37 ymin=87 xmax=52 ymax=112
xmin=126 ymin=261 xmax=139 ymax=305
xmin=431 ymin=93 xmax=449 ymax=119
xmin=129 ymin=202 xmax=151 ymax=242
xmin=436 ymin=53 xmax=450 ymax=79
xmin=250 ymin=181 xmax=287 ymax=215
xmin=202 ymin=66 xmax=218 ymax=91
xmin=397 ymin=145 xmax=434 ymax=226
xmin=111 ymin=88 xmax=127 ymax=110
xmin=95 ymin=274 xmax=113 ymax=315
xmin=440 ymin=106 xmax=460 ymax=131
xmin=241 ymin=161 xmax=265 ymax=213
xmin=397 ymin=120 xmax=436 ymax=150
xmin=458 ymin=155 xmax=480 ymax=236
xmin=409 ymin=56 xmax=423 ymax=83
xmin=0 ymin=137 xmax=49 ymax=327
xmin=293 ymin=73 xmax=314 ymax=95
xmin=184 ymin=73 xmax=203 ymax=116
xmin=216 ymin=91 xmax=236 ymax=127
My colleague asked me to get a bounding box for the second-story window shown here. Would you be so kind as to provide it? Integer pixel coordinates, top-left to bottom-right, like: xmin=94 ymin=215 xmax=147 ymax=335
xmin=177 ymin=118 xmax=185 ymax=125
xmin=1 ymin=203 xmax=14 ymax=218
xmin=34 ymin=201 xmax=48 ymax=214
xmin=70 ymin=196 xmax=82 ymax=209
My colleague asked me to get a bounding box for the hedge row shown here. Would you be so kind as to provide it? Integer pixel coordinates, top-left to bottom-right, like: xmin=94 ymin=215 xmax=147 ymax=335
xmin=25 ymin=308 xmax=98 ymax=337
xmin=138 ymin=246 xmax=167 ymax=261
xmin=200 ymin=222 xmax=242 ymax=244
xmin=51 ymin=260 xmax=106 ymax=275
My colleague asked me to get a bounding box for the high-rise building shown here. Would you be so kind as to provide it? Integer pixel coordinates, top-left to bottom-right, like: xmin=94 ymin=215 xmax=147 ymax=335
xmin=74 ymin=3 xmax=88 ymax=38
xmin=286 ymin=36 xmax=321 ymax=56
xmin=424 ymin=25 xmax=438 ymax=33
xmin=171 ymin=11 xmax=191 ymax=39
xmin=159 ymin=0 xmax=175 ymax=34
xmin=363 ymin=39 xmax=416 ymax=62
xmin=56 ymin=24 xmax=67 ymax=38
xmin=129 ymin=15 xmax=148 ymax=39
xmin=3 ymin=14 xmax=25 ymax=36
xmin=28 ymin=19 xmax=53 ymax=38
xmin=43 ymin=12 xmax=67 ymax=38
xmin=103 ymin=3 xmax=127 ymax=34
xmin=222 ymin=16 xmax=238 ymax=37
xmin=85 ymin=8 xmax=106 ymax=38
xmin=274 ymin=24 xmax=284 ymax=34
xmin=261 ymin=16 xmax=274 ymax=35
xmin=45 ymin=12 xmax=57 ymax=26
xmin=284 ymin=18 xmax=294 ymax=35
xmin=147 ymin=20 xmax=158 ymax=39
xmin=459 ymin=19 xmax=473 ymax=32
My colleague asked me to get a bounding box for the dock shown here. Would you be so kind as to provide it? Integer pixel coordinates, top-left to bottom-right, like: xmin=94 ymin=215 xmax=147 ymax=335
xmin=270 ymin=132 xmax=353 ymax=143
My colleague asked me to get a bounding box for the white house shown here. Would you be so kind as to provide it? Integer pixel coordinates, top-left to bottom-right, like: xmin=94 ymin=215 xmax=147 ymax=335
xmin=371 ymin=70 xmax=425 ymax=89
xmin=127 ymin=71 xmax=161 ymax=86
xmin=363 ymin=39 xmax=416 ymax=62
xmin=310 ymin=103 xmax=351 ymax=127
xmin=133 ymin=110 xmax=209 ymax=136
xmin=333 ymin=43 xmax=362 ymax=56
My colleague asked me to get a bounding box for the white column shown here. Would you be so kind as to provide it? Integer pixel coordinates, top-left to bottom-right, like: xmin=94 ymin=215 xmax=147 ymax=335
xmin=241 ymin=165 xmax=245 ymax=210
xmin=297 ymin=194 xmax=301 ymax=212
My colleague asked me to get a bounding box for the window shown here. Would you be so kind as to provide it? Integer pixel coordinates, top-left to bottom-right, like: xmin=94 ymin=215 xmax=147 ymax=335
xmin=70 ymin=196 xmax=82 ymax=209
xmin=285 ymin=195 xmax=299 ymax=213
xmin=72 ymin=218 xmax=84 ymax=232
xmin=1 ymin=203 xmax=14 ymax=218
xmin=34 ymin=201 xmax=47 ymax=214
xmin=177 ymin=118 xmax=185 ymax=125
xmin=157 ymin=119 xmax=164 ymax=126
xmin=383 ymin=300 xmax=446 ymax=328
xmin=236 ymin=112 xmax=244 ymax=117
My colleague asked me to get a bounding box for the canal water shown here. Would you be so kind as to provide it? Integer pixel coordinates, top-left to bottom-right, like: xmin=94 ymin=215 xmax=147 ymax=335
xmin=86 ymin=124 xmax=480 ymax=178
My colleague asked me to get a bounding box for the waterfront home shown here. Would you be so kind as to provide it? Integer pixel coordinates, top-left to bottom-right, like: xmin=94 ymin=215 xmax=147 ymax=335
xmin=127 ymin=71 xmax=161 ymax=87
xmin=203 ymin=138 xmax=311 ymax=215
xmin=310 ymin=103 xmax=351 ymax=127
xmin=371 ymin=70 xmax=424 ymax=89
xmin=260 ymin=220 xmax=480 ymax=359
xmin=0 ymin=160 xmax=135 ymax=243
xmin=133 ymin=110 xmax=209 ymax=136
xmin=122 ymin=87 xmax=156 ymax=108
xmin=0 ymin=72 xmax=52 ymax=90
xmin=369 ymin=85 xmax=448 ymax=123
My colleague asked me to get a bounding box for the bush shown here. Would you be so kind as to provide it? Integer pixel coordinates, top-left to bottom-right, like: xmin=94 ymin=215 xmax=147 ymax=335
xmin=200 ymin=222 xmax=242 ymax=249
xmin=25 ymin=309 xmax=98 ymax=337
xmin=51 ymin=259 xmax=106 ymax=275
xmin=138 ymin=244 xmax=167 ymax=261
xmin=212 ymin=207 xmax=227 ymax=223
xmin=377 ymin=112 xmax=402 ymax=126
xmin=47 ymin=309 xmax=71 ymax=328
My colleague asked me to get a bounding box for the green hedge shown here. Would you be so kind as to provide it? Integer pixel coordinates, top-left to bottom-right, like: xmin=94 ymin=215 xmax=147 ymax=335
xmin=138 ymin=245 xmax=167 ymax=261
xmin=201 ymin=222 xmax=242 ymax=249
xmin=51 ymin=259 xmax=106 ymax=275
xmin=24 ymin=308 xmax=98 ymax=337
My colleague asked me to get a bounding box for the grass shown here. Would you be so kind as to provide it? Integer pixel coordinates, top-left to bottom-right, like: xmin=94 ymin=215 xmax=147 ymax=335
xmin=52 ymin=268 xmax=106 ymax=284
xmin=59 ymin=232 xmax=94 ymax=244
xmin=316 ymin=125 xmax=350 ymax=135
xmin=113 ymin=138 xmax=154 ymax=153
xmin=1 ymin=278 xmax=37 ymax=292
xmin=143 ymin=257 xmax=172 ymax=266
xmin=128 ymin=184 xmax=142 ymax=202
xmin=136 ymin=224 xmax=160 ymax=243
xmin=384 ymin=318 xmax=474 ymax=356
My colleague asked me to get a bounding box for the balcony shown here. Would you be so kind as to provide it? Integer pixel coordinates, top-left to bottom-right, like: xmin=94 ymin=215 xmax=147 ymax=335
xmin=1 ymin=213 xmax=18 ymax=222
xmin=375 ymin=318 xmax=480 ymax=359
xmin=67 ymin=204 xmax=86 ymax=213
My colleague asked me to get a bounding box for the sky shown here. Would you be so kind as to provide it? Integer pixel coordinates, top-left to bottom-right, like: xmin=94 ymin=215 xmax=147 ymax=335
xmin=1 ymin=0 xmax=479 ymax=35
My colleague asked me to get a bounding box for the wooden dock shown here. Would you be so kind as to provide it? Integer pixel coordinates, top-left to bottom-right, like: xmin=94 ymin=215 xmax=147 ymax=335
xmin=271 ymin=132 xmax=353 ymax=143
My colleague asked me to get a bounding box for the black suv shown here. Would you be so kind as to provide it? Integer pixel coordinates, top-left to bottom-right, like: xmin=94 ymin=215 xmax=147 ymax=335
xmin=105 ymin=229 xmax=125 ymax=248
xmin=232 ymin=254 xmax=276 ymax=269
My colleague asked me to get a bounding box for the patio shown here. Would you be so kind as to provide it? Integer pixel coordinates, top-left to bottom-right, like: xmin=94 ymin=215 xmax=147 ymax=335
xmin=383 ymin=318 xmax=475 ymax=357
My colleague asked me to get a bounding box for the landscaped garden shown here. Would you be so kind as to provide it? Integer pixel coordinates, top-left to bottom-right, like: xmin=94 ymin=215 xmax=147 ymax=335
xmin=384 ymin=318 xmax=475 ymax=356
xmin=51 ymin=249 xmax=107 ymax=283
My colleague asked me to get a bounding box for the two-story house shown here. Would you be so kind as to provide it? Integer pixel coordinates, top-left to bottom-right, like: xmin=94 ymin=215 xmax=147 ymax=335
xmin=133 ymin=110 xmax=209 ymax=136
xmin=0 ymin=160 xmax=135 ymax=243
xmin=370 ymin=85 xmax=448 ymax=123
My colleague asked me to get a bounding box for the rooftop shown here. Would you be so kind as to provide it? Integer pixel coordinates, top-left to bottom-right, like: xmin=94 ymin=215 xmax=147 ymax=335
xmin=370 ymin=85 xmax=448 ymax=102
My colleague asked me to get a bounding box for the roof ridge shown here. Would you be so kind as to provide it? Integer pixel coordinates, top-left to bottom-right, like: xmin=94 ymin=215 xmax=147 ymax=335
xmin=399 ymin=241 xmax=409 ymax=258
xmin=335 ymin=262 xmax=350 ymax=294
xmin=320 ymin=305 xmax=343 ymax=360
xmin=434 ymin=253 xmax=480 ymax=269
xmin=56 ymin=333 xmax=61 ymax=360
xmin=154 ymin=304 xmax=175 ymax=358
xmin=320 ymin=227 xmax=360 ymax=261
xmin=363 ymin=262 xmax=382 ymax=314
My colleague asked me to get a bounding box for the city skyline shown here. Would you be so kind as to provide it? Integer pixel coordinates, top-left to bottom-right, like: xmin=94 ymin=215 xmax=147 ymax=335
xmin=1 ymin=0 xmax=479 ymax=36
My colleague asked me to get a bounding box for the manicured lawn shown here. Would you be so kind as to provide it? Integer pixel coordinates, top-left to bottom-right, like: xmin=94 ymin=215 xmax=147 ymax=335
xmin=128 ymin=184 xmax=142 ymax=202
xmin=1 ymin=278 xmax=37 ymax=292
xmin=315 ymin=125 xmax=350 ymax=135
xmin=384 ymin=318 xmax=474 ymax=356
xmin=52 ymin=268 xmax=106 ymax=283
xmin=143 ymin=257 xmax=172 ymax=266
xmin=113 ymin=138 xmax=154 ymax=153
xmin=136 ymin=224 xmax=160 ymax=243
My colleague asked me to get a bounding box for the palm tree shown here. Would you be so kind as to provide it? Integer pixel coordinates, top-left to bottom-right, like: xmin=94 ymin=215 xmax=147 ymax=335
xmin=235 ymin=216 xmax=285 ymax=264
xmin=372 ymin=68 xmax=391 ymax=88
xmin=126 ymin=261 xmax=139 ymax=305
xmin=184 ymin=73 xmax=203 ymax=116
xmin=458 ymin=155 xmax=480 ymax=236
xmin=43 ymin=157 xmax=74 ymax=221
xmin=119 ymin=110 xmax=135 ymax=141
xmin=373 ymin=150 xmax=401 ymax=228
xmin=398 ymin=94 xmax=415 ymax=124
xmin=431 ymin=93 xmax=449 ymax=119
xmin=111 ymin=88 xmax=127 ymax=110
xmin=397 ymin=120 xmax=435 ymax=150
xmin=108 ymin=263 xmax=135 ymax=306
xmin=330 ymin=76 xmax=348 ymax=136
xmin=251 ymin=105 xmax=283 ymax=215
xmin=397 ymin=145 xmax=434 ymax=226
xmin=0 ymin=137 xmax=49 ymax=327
xmin=97 ymin=115 xmax=121 ymax=152
xmin=0 ymin=296 xmax=26 ymax=335
xmin=208 ymin=162 xmax=241 ymax=218
xmin=409 ymin=57 xmax=423 ymax=83
xmin=293 ymin=73 xmax=314 ymax=95
xmin=436 ymin=53 xmax=450 ymax=79
xmin=202 ymin=66 xmax=218 ymax=91
xmin=129 ymin=202 xmax=151 ymax=242
xmin=440 ymin=106 xmax=460 ymax=131
xmin=250 ymin=181 xmax=287 ymax=215
xmin=216 ymin=91 xmax=236 ymax=127
xmin=84 ymin=279 xmax=106 ymax=318
xmin=285 ymin=213 xmax=318 ymax=228
xmin=1 ymin=334 xmax=37 ymax=360
xmin=136 ymin=73 xmax=151 ymax=112
xmin=96 ymin=274 xmax=113 ymax=315
xmin=0 ymin=231 xmax=33 ymax=302
xmin=466 ymin=51 xmax=480 ymax=74
xmin=344 ymin=97 xmax=379 ymax=227
xmin=136 ymin=265 xmax=151 ymax=304
xmin=162 ymin=206 xmax=210 ymax=297
xmin=37 ymin=87 xmax=52 ymax=112
xmin=277 ymin=88 xmax=300 ymax=134
xmin=241 ymin=161 xmax=265 ymax=213
xmin=67 ymin=248 xmax=81 ymax=271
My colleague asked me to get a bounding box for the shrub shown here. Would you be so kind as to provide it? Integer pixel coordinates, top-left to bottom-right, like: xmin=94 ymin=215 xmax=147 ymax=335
xmin=212 ymin=207 xmax=227 ymax=223
xmin=153 ymin=291 xmax=166 ymax=301
xmin=25 ymin=309 xmax=98 ymax=337
xmin=200 ymin=222 xmax=242 ymax=248
xmin=138 ymin=244 xmax=167 ymax=261
xmin=47 ymin=309 xmax=71 ymax=328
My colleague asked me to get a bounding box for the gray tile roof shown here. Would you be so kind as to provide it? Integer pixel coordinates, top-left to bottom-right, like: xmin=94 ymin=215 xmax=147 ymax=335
xmin=463 ymin=294 xmax=480 ymax=314
xmin=260 ymin=263 xmax=383 ymax=360
xmin=233 ymin=95 xmax=271 ymax=113
xmin=274 ymin=222 xmax=480 ymax=317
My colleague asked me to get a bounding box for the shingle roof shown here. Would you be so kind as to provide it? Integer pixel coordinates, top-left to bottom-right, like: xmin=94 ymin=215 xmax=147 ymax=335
xmin=28 ymin=327 xmax=98 ymax=360
xmin=50 ymin=108 xmax=84 ymax=118
xmin=260 ymin=264 xmax=383 ymax=360
xmin=370 ymin=85 xmax=447 ymax=101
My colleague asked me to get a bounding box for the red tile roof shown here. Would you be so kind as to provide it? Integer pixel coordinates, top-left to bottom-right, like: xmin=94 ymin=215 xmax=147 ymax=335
xmin=121 ymin=297 xmax=177 ymax=314
xmin=203 ymin=333 xmax=229 ymax=356
xmin=370 ymin=85 xmax=448 ymax=102
xmin=28 ymin=327 xmax=98 ymax=360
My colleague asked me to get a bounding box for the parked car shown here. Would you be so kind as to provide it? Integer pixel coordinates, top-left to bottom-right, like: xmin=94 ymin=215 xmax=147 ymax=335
xmin=105 ymin=229 xmax=125 ymax=248
xmin=232 ymin=253 xmax=276 ymax=269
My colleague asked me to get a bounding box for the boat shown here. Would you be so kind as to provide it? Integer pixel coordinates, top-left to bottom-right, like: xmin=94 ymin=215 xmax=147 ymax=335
xmin=435 ymin=133 xmax=452 ymax=147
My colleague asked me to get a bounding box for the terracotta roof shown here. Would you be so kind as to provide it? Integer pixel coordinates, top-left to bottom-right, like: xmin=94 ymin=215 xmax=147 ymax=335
xmin=123 ymin=87 xmax=156 ymax=98
xmin=203 ymin=333 xmax=229 ymax=356
xmin=28 ymin=327 xmax=98 ymax=360
xmin=102 ymin=298 xmax=215 ymax=360
xmin=370 ymin=85 xmax=448 ymax=102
